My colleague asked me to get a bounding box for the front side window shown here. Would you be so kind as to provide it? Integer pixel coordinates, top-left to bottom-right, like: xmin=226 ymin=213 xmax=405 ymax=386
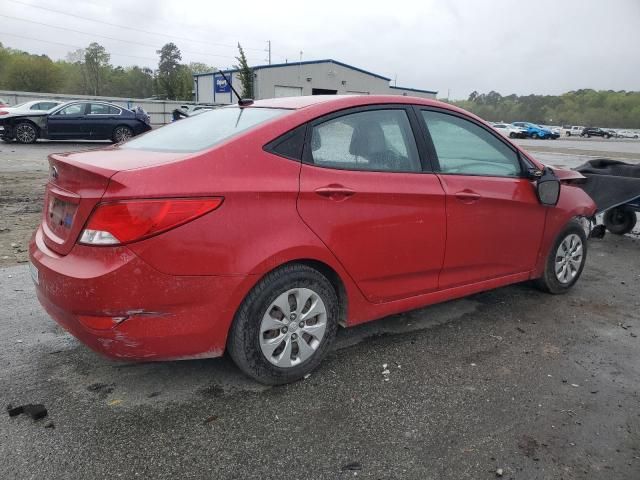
xmin=422 ymin=110 xmax=521 ymax=177
xmin=123 ymin=106 xmax=287 ymax=152
xmin=56 ymin=104 xmax=85 ymax=116
xmin=309 ymin=109 xmax=420 ymax=172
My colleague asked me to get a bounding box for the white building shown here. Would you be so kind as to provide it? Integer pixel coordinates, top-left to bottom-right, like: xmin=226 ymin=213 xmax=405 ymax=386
xmin=194 ymin=59 xmax=437 ymax=104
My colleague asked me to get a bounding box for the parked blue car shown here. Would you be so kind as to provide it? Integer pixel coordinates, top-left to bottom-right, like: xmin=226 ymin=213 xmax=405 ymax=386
xmin=512 ymin=122 xmax=559 ymax=139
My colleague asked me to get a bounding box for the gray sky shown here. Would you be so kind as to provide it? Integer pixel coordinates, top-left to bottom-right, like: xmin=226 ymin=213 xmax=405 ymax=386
xmin=1 ymin=0 xmax=639 ymax=99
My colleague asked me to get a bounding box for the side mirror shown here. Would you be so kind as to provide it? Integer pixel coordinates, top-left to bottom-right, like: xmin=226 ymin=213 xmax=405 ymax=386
xmin=536 ymin=167 xmax=560 ymax=206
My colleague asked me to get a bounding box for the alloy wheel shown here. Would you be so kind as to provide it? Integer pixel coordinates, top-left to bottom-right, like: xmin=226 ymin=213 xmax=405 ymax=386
xmin=16 ymin=123 xmax=36 ymax=143
xmin=114 ymin=126 xmax=132 ymax=142
xmin=259 ymin=287 xmax=327 ymax=368
xmin=554 ymin=233 xmax=583 ymax=284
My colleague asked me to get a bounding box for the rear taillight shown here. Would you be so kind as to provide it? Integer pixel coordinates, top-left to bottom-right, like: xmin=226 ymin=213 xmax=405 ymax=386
xmin=79 ymin=198 xmax=223 ymax=246
xmin=0 ymin=111 xmax=8 ymax=115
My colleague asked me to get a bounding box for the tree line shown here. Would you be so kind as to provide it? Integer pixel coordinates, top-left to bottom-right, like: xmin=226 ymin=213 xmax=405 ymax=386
xmin=0 ymin=41 xmax=254 ymax=101
xmin=451 ymin=90 xmax=640 ymax=129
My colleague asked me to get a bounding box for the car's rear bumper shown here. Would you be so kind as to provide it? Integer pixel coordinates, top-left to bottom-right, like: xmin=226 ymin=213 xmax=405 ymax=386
xmin=29 ymin=226 xmax=247 ymax=361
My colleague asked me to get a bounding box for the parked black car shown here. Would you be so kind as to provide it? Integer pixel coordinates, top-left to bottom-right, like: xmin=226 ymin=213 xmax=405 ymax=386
xmin=581 ymin=127 xmax=613 ymax=139
xmin=0 ymin=101 xmax=151 ymax=144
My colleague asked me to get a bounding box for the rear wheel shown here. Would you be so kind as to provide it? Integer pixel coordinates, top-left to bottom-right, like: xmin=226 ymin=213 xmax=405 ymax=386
xmin=603 ymin=206 xmax=637 ymax=235
xmin=535 ymin=220 xmax=587 ymax=294
xmin=227 ymin=264 xmax=339 ymax=385
xmin=15 ymin=122 xmax=38 ymax=144
xmin=112 ymin=125 xmax=133 ymax=143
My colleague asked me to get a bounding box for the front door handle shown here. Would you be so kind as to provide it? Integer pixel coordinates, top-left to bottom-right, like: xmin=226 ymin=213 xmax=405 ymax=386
xmin=454 ymin=190 xmax=482 ymax=203
xmin=315 ymin=185 xmax=356 ymax=201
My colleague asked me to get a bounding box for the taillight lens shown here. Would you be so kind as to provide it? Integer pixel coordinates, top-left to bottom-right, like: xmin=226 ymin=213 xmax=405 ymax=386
xmin=79 ymin=198 xmax=223 ymax=246
xmin=0 ymin=111 xmax=8 ymax=115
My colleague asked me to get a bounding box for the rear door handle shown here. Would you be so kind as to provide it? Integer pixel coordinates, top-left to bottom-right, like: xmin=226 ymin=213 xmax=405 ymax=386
xmin=315 ymin=185 xmax=356 ymax=200
xmin=454 ymin=190 xmax=482 ymax=203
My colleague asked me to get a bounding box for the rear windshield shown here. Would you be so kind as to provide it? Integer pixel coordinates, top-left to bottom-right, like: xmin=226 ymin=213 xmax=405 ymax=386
xmin=122 ymin=106 xmax=288 ymax=152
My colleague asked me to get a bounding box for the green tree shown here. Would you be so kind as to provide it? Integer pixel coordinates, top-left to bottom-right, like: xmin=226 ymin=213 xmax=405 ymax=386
xmin=234 ymin=43 xmax=253 ymax=98
xmin=84 ymin=42 xmax=110 ymax=95
xmin=189 ymin=62 xmax=215 ymax=75
xmin=156 ymin=42 xmax=183 ymax=100
xmin=5 ymin=54 xmax=62 ymax=92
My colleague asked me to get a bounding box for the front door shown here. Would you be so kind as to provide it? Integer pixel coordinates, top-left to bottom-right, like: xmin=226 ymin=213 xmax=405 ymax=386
xmin=297 ymin=106 xmax=447 ymax=303
xmin=47 ymin=103 xmax=87 ymax=139
xmin=418 ymin=108 xmax=547 ymax=289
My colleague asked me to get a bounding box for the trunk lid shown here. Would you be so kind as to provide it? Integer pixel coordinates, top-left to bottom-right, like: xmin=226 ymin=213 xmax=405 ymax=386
xmin=43 ymin=148 xmax=188 ymax=255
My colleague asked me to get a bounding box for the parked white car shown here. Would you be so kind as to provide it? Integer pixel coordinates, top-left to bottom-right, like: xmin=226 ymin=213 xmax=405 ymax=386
xmin=0 ymin=100 xmax=62 ymax=117
xmin=563 ymin=125 xmax=585 ymax=137
xmin=492 ymin=123 xmax=528 ymax=139
xmin=615 ymin=130 xmax=639 ymax=139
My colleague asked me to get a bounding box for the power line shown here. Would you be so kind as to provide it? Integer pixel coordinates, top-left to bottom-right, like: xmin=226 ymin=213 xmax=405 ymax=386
xmin=6 ymin=0 xmax=267 ymax=53
xmin=0 ymin=14 xmax=264 ymax=62
xmin=1 ymin=31 xmax=160 ymax=63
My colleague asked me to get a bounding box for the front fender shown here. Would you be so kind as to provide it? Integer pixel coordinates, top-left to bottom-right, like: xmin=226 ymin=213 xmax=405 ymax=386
xmin=532 ymin=184 xmax=597 ymax=278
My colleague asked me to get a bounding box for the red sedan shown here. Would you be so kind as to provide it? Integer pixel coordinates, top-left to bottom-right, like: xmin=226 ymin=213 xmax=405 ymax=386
xmin=29 ymin=95 xmax=596 ymax=384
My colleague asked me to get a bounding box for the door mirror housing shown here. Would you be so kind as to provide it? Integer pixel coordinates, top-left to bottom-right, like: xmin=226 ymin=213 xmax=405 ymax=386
xmin=536 ymin=167 xmax=560 ymax=206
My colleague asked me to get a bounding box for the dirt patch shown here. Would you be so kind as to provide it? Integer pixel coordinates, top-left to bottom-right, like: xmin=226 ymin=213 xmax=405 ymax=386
xmin=0 ymin=170 xmax=47 ymax=267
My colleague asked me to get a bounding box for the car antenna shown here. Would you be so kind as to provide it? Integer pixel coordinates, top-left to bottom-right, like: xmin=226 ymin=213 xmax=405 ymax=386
xmin=217 ymin=69 xmax=254 ymax=107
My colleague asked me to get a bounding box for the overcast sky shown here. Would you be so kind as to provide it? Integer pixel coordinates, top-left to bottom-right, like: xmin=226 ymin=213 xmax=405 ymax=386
xmin=1 ymin=0 xmax=639 ymax=99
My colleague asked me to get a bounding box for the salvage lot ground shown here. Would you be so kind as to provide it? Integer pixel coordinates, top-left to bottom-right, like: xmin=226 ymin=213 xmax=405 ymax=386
xmin=1 ymin=137 xmax=639 ymax=479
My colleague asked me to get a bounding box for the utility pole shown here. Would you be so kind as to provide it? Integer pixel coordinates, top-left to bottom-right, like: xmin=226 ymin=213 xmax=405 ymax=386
xmin=266 ymin=40 xmax=271 ymax=65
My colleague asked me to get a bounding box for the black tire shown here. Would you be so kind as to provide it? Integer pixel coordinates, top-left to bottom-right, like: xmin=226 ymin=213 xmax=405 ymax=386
xmin=535 ymin=219 xmax=588 ymax=294
xmin=604 ymin=134 xmax=610 ymax=139
xmin=111 ymin=125 xmax=133 ymax=143
xmin=531 ymin=133 xmax=539 ymax=139
xmin=603 ymin=206 xmax=637 ymax=235
xmin=566 ymin=132 xmax=571 ymax=136
xmin=14 ymin=121 xmax=38 ymax=144
xmin=227 ymin=264 xmax=339 ymax=385
xmin=586 ymin=134 xmax=591 ymax=138
xmin=509 ymin=132 xmax=516 ymax=139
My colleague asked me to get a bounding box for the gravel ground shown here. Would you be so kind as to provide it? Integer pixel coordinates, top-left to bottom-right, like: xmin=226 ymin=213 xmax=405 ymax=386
xmin=0 ymin=137 xmax=639 ymax=479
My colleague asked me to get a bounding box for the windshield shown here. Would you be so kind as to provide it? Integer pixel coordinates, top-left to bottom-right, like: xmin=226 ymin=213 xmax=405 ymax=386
xmin=122 ymin=107 xmax=288 ymax=152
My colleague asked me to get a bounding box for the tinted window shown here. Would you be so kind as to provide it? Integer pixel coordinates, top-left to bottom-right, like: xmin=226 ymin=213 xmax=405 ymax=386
xmin=56 ymin=104 xmax=84 ymax=116
xmin=422 ymin=110 xmax=521 ymax=177
xmin=123 ymin=107 xmax=287 ymax=152
xmin=30 ymin=103 xmax=43 ymax=110
xmin=310 ymin=109 xmax=420 ymax=172
xmin=269 ymin=125 xmax=306 ymax=160
xmin=89 ymin=103 xmax=121 ymax=114
xmin=42 ymin=102 xmax=60 ymax=110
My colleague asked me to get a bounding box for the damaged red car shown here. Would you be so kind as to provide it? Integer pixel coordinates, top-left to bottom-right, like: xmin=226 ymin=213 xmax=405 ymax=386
xmin=29 ymin=95 xmax=596 ymax=384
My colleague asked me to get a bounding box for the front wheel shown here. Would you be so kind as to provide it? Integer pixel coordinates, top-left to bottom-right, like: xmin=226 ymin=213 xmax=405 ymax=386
xmin=15 ymin=122 xmax=38 ymax=144
xmin=227 ymin=264 xmax=339 ymax=385
xmin=603 ymin=206 xmax=637 ymax=235
xmin=531 ymin=133 xmax=539 ymax=139
xmin=509 ymin=132 xmax=516 ymax=139
xmin=112 ymin=125 xmax=133 ymax=143
xmin=535 ymin=220 xmax=587 ymax=294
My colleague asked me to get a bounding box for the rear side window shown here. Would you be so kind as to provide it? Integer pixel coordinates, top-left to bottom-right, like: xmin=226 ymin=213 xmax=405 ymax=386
xmin=267 ymin=125 xmax=307 ymax=160
xmin=123 ymin=107 xmax=287 ymax=152
xmin=309 ymin=109 xmax=420 ymax=172
xmin=89 ymin=103 xmax=121 ymax=115
xmin=422 ymin=110 xmax=521 ymax=177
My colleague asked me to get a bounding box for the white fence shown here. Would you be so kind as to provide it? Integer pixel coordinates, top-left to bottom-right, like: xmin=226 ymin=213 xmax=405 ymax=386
xmin=0 ymin=90 xmax=199 ymax=126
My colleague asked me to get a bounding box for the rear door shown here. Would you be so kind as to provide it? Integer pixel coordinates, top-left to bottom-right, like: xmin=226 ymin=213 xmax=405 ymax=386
xmin=417 ymin=108 xmax=546 ymax=289
xmin=86 ymin=103 xmax=123 ymax=139
xmin=47 ymin=103 xmax=88 ymax=139
xmin=297 ymin=106 xmax=446 ymax=303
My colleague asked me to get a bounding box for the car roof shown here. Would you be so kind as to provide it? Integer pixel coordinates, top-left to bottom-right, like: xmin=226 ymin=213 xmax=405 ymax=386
xmin=250 ymin=94 xmax=445 ymax=110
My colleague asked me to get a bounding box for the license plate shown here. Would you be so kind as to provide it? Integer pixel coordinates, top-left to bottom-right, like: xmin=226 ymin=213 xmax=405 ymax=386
xmin=29 ymin=261 xmax=39 ymax=285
